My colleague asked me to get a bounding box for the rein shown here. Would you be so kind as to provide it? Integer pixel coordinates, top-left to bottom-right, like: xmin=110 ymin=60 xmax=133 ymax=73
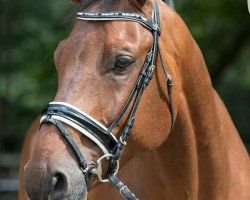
xmin=40 ymin=1 xmax=174 ymax=199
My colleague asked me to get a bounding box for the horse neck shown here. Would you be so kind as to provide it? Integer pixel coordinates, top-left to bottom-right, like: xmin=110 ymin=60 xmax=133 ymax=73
xmin=154 ymin=42 xmax=231 ymax=198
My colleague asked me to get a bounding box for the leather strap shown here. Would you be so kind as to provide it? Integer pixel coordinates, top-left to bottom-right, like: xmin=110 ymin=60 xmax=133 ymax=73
xmin=159 ymin=47 xmax=174 ymax=130
xmin=109 ymin=174 xmax=138 ymax=200
xmin=110 ymin=0 xmax=162 ymax=165
xmin=108 ymin=49 xmax=154 ymax=132
xmin=40 ymin=116 xmax=92 ymax=187
xmin=42 ymin=103 xmax=117 ymax=153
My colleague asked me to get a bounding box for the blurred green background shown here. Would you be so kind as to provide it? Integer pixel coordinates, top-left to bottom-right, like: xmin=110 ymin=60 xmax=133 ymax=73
xmin=0 ymin=0 xmax=249 ymax=197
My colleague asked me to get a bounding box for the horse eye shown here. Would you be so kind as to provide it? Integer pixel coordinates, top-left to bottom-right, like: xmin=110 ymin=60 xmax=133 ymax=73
xmin=114 ymin=57 xmax=134 ymax=72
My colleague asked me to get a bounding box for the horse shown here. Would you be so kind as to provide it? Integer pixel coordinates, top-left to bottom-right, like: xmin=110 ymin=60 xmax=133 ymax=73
xmin=19 ymin=0 xmax=250 ymax=199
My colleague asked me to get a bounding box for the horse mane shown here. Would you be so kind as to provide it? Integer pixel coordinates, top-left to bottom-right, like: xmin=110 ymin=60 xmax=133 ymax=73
xmin=76 ymin=0 xmax=119 ymax=11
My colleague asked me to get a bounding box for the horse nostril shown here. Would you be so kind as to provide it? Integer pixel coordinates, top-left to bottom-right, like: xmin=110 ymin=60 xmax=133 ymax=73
xmin=50 ymin=172 xmax=69 ymax=199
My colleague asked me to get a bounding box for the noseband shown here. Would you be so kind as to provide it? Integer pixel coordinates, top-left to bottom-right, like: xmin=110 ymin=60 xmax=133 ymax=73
xmin=40 ymin=1 xmax=174 ymax=199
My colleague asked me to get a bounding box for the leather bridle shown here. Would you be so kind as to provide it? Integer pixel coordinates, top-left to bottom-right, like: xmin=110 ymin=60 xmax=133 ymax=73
xmin=40 ymin=1 xmax=174 ymax=199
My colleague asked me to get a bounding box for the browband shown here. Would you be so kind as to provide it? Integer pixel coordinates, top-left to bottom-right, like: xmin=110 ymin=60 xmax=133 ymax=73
xmin=77 ymin=12 xmax=161 ymax=34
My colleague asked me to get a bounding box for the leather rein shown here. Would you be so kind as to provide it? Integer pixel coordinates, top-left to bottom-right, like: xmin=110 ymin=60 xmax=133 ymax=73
xmin=40 ymin=1 xmax=174 ymax=199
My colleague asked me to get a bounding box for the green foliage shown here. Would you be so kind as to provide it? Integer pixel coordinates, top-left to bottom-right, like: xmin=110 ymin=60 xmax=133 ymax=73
xmin=0 ymin=0 xmax=249 ymax=152
xmin=0 ymin=0 xmax=74 ymax=151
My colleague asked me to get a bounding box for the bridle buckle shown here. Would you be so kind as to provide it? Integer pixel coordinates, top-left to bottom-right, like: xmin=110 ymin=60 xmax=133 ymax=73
xmin=90 ymin=154 xmax=120 ymax=183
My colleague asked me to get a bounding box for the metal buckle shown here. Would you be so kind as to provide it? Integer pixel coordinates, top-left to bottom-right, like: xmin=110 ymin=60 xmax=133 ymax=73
xmin=119 ymin=185 xmax=128 ymax=195
xmin=149 ymin=64 xmax=155 ymax=75
xmin=90 ymin=154 xmax=119 ymax=183
xmin=81 ymin=165 xmax=90 ymax=173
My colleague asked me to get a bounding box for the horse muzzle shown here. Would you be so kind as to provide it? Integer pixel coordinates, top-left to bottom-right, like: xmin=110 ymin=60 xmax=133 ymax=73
xmin=24 ymin=150 xmax=87 ymax=200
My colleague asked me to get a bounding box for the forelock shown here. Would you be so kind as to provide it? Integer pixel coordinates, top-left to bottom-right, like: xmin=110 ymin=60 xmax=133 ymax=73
xmin=76 ymin=0 xmax=144 ymax=12
xmin=77 ymin=0 xmax=121 ymax=11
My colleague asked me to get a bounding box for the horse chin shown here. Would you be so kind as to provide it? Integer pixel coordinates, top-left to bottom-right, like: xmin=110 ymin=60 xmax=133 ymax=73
xmin=66 ymin=186 xmax=87 ymax=200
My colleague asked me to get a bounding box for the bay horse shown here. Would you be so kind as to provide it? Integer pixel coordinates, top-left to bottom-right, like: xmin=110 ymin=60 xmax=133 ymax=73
xmin=19 ymin=0 xmax=250 ymax=199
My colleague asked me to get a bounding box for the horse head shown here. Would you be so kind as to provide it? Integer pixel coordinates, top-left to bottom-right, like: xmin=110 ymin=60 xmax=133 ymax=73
xmin=24 ymin=0 xmax=179 ymax=199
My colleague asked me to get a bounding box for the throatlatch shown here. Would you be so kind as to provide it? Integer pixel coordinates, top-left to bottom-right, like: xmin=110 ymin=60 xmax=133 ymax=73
xmin=40 ymin=1 xmax=174 ymax=199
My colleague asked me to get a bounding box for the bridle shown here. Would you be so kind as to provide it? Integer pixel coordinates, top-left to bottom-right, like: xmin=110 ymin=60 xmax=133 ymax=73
xmin=40 ymin=1 xmax=174 ymax=199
